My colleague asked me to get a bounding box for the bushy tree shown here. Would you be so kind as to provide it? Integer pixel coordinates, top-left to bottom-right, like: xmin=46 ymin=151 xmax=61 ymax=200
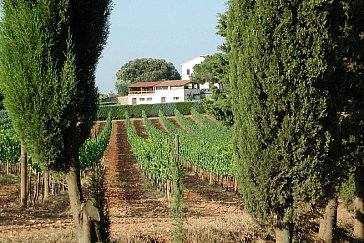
xmin=115 ymin=79 xmax=131 ymax=97
xmin=0 ymin=0 xmax=111 ymax=242
xmin=202 ymin=87 xmax=233 ymax=127
xmin=115 ymin=58 xmax=181 ymax=95
xmin=190 ymin=53 xmax=227 ymax=84
xmin=193 ymin=13 xmax=233 ymax=126
xmin=227 ymin=0 xmax=342 ymax=242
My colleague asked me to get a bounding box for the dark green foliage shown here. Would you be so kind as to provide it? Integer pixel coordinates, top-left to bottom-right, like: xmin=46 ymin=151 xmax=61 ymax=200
xmin=96 ymin=101 xmax=202 ymax=120
xmin=0 ymin=0 xmax=77 ymax=170
xmin=202 ymin=87 xmax=233 ymax=127
xmin=115 ymin=58 xmax=181 ymax=96
xmin=68 ymin=0 xmax=112 ymax=156
xmin=0 ymin=93 xmax=4 ymax=110
xmin=340 ymin=0 xmax=364 ymax=170
xmin=339 ymin=1 xmax=364 ymax=236
xmin=227 ymin=0 xmax=342 ymax=233
xmin=0 ymin=0 xmax=111 ymax=171
xmin=340 ymin=174 xmax=355 ymax=212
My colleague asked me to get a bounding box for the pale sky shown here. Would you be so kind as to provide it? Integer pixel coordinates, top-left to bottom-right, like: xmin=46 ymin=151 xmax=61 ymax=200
xmin=95 ymin=1 xmax=227 ymax=94
xmin=0 ymin=1 xmax=228 ymax=94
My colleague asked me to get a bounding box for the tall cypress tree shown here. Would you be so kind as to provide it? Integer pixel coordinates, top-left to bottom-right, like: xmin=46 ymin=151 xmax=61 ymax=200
xmin=340 ymin=0 xmax=364 ymax=239
xmin=227 ymin=0 xmax=342 ymax=242
xmin=0 ymin=0 xmax=111 ymax=242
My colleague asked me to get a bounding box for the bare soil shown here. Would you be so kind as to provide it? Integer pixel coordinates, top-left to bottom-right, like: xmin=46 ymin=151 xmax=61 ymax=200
xmin=105 ymin=119 xmax=261 ymax=242
xmin=0 ymin=118 xmax=358 ymax=242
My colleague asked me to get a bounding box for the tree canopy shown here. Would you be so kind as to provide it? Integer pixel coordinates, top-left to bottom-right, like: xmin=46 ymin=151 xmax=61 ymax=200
xmin=115 ymin=58 xmax=181 ymax=95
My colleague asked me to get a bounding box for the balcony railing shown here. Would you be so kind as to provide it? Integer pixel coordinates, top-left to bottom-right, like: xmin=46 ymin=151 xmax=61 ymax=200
xmin=128 ymin=90 xmax=155 ymax=95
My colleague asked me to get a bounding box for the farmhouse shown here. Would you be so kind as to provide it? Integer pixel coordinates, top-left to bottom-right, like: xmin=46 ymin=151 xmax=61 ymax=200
xmin=127 ymin=80 xmax=200 ymax=105
xmin=181 ymin=56 xmax=223 ymax=91
xmin=181 ymin=56 xmax=207 ymax=80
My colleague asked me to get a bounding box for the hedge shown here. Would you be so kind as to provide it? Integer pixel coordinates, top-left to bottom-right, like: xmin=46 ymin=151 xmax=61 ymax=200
xmin=2 ymin=102 xmax=203 ymax=121
xmin=96 ymin=101 xmax=203 ymax=120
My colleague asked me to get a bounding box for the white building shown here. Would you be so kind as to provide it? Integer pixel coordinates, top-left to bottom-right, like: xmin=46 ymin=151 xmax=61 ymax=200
xmin=181 ymin=56 xmax=207 ymax=80
xmin=181 ymin=56 xmax=223 ymax=91
xmin=128 ymin=80 xmax=200 ymax=105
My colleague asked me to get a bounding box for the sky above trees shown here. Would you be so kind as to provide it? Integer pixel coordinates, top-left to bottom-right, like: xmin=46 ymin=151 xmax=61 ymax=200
xmin=94 ymin=0 xmax=227 ymax=94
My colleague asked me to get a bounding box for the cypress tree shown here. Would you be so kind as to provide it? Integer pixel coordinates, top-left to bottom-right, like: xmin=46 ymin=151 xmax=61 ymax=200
xmin=227 ymin=0 xmax=342 ymax=242
xmin=0 ymin=0 xmax=111 ymax=242
xmin=340 ymin=0 xmax=364 ymax=239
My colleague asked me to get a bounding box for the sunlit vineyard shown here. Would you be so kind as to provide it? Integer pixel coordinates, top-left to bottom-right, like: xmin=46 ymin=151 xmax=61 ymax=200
xmin=126 ymin=108 xmax=238 ymax=193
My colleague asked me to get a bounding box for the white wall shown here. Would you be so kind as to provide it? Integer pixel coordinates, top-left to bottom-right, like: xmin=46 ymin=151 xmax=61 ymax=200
xmin=155 ymin=88 xmax=185 ymax=103
xmin=181 ymin=56 xmax=206 ymax=80
xmin=128 ymin=86 xmax=201 ymax=105
xmin=128 ymin=94 xmax=154 ymax=105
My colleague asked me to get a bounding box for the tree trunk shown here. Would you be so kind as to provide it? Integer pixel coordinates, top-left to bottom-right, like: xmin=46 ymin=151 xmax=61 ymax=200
xmin=66 ymin=160 xmax=92 ymax=243
xmin=20 ymin=144 xmax=27 ymax=208
xmin=43 ymin=170 xmax=49 ymax=201
xmin=275 ymin=221 xmax=293 ymax=243
xmin=28 ymin=172 xmax=32 ymax=203
xmin=354 ymin=167 xmax=364 ymax=240
xmin=318 ymin=197 xmax=338 ymax=242
xmin=33 ymin=172 xmax=40 ymax=205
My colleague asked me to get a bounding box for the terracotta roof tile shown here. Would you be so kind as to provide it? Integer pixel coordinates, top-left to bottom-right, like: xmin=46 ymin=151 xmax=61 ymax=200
xmin=155 ymin=80 xmax=192 ymax=87
xmin=128 ymin=81 xmax=161 ymax=88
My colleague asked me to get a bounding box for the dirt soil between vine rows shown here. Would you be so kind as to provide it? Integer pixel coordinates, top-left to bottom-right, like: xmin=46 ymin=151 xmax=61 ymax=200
xmin=0 ymin=118 xmax=358 ymax=242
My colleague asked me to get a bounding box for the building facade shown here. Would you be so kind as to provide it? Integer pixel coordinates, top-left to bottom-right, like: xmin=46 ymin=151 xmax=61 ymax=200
xmin=181 ymin=56 xmax=207 ymax=80
xmin=127 ymin=80 xmax=200 ymax=105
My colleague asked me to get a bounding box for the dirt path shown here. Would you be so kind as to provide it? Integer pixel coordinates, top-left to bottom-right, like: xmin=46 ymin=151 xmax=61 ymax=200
xmin=101 ymin=118 xmax=262 ymax=242
xmin=104 ymin=120 xmax=171 ymax=242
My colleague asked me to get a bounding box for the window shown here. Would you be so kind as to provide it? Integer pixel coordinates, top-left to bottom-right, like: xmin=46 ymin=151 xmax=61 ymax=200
xmin=187 ymin=69 xmax=190 ymax=76
xmin=147 ymin=97 xmax=152 ymax=101
xmin=173 ymin=97 xmax=180 ymax=101
xmin=139 ymin=98 xmax=145 ymax=101
xmin=156 ymin=86 xmax=168 ymax=90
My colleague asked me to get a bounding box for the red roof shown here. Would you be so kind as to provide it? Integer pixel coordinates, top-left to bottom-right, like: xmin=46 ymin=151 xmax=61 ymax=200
xmin=128 ymin=81 xmax=161 ymax=88
xmin=155 ymin=80 xmax=192 ymax=87
xmin=128 ymin=80 xmax=194 ymax=88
